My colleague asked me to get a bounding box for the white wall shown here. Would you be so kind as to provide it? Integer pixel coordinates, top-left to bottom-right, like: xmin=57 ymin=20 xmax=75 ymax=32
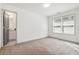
xmin=9 ymin=14 xmax=16 ymax=30
xmin=0 ymin=4 xmax=48 ymax=48
xmin=6 ymin=11 xmax=16 ymax=30
xmin=48 ymin=7 xmax=79 ymax=43
xmin=0 ymin=4 xmax=2 ymax=48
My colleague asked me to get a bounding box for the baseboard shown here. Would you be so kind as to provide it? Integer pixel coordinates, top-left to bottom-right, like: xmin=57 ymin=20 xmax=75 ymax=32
xmin=16 ymin=36 xmax=48 ymax=46
xmin=48 ymin=36 xmax=79 ymax=45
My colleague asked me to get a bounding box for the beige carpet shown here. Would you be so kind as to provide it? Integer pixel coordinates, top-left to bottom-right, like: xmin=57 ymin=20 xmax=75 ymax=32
xmin=0 ymin=38 xmax=79 ymax=55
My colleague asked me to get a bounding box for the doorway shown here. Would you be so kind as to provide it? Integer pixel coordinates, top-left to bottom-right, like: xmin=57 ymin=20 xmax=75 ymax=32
xmin=2 ymin=9 xmax=17 ymax=47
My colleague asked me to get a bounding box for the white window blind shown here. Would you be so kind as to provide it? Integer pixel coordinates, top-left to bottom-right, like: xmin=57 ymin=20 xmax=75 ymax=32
xmin=52 ymin=14 xmax=75 ymax=35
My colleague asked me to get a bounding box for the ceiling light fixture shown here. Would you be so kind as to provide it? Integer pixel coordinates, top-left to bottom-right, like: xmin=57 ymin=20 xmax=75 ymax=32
xmin=43 ymin=3 xmax=51 ymax=8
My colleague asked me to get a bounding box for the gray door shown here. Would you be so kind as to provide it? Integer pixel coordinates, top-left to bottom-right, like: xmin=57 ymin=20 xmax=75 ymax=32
xmin=3 ymin=11 xmax=9 ymax=46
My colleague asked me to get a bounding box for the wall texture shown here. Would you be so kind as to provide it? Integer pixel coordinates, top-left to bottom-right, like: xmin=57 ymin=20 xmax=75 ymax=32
xmin=0 ymin=4 xmax=48 ymax=48
xmin=48 ymin=7 xmax=79 ymax=43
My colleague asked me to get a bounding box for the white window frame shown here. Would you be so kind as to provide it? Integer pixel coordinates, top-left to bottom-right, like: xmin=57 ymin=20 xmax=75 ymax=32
xmin=52 ymin=13 xmax=76 ymax=35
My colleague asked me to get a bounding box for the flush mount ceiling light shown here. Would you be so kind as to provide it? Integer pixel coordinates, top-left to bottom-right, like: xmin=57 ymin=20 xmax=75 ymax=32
xmin=43 ymin=3 xmax=51 ymax=8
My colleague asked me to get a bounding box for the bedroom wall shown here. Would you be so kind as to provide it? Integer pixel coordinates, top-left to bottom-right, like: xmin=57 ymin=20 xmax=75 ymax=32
xmin=48 ymin=7 xmax=79 ymax=43
xmin=0 ymin=4 xmax=2 ymax=48
xmin=0 ymin=4 xmax=48 ymax=48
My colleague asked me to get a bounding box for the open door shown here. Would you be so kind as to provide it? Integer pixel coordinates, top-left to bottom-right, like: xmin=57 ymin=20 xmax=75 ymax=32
xmin=3 ymin=11 xmax=9 ymax=46
xmin=2 ymin=10 xmax=17 ymax=47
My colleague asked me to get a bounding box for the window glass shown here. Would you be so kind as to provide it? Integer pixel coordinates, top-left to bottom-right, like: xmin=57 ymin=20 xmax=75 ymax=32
xmin=52 ymin=14 xmax=75 ymax=35
xmin=53 ymin=17 xmax=62 ymax=33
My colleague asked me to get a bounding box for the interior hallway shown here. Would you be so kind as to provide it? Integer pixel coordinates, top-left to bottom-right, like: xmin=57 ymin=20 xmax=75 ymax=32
xmin=0 ymin=37 xmax=79 ymax=55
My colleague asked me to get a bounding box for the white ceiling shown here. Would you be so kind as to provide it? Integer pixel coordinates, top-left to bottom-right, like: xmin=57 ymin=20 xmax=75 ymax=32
xmin=6 ymin=3 xmax=79 ymax=16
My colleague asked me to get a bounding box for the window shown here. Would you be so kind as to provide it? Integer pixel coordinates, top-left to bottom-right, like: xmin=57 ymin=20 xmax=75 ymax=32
xmin=52 ymin=14 xmax=75 ymax=35
xmin=53 ymin=16 xmax=62 ymax=33
xmin=62 ymin=14 xmax=75 ymax=34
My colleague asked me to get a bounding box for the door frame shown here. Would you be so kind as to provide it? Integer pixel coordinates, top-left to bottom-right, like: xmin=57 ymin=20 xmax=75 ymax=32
xmin=1 ymin=9 xmax=17 ymax=47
